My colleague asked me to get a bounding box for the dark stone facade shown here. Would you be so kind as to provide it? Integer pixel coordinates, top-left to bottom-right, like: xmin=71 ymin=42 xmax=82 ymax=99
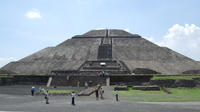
xmin=51 ymin=75 xmax=153 ymax=87
xmin=0 ymin=78 xmax=13 ymax=85
xmin=182 ymin=70 xmax=200 ymax=74
xmin=110 ymin=75 xmax=152 ymax=85
xmin=133 ymin=68 xmax=160 ymax=74
xmin=51 ymin=76 xmax=106 ymax=87
xmin=0 ymin=76 xmax=49 ymax=86
xmin=1 ymin=74 xmax=200 ymax=88
xmin=0 ymin=75 xmax=152 ymax=87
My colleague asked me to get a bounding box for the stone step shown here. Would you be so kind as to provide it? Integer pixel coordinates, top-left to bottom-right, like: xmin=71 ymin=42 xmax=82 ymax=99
xmin=78 ymin=86 xmax=100 ymax=96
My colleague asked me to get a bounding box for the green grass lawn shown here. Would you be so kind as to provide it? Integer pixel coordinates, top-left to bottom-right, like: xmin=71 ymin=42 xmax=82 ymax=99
xmin=151 ymin=75 xmax=200 ymax=80
xmin=42 ymin=89 xmax=75 ymax=94
xmin=0 ymin=74 xmax=14 ymax=78
xmin=114 ymin=88 xmax=200 ymax=102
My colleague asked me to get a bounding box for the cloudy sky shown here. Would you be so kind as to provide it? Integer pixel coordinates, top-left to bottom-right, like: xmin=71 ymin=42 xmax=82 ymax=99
xmin=0 ymin=0 xmax=200 ymax=67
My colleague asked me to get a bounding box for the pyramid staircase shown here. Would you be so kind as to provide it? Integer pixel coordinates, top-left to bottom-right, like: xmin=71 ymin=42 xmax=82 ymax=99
xmin=78 ymin=60 xmax=131 ymax=74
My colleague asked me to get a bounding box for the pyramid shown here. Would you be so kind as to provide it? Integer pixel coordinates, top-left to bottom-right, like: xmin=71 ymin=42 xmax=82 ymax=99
xmin=1 ymin=29 xmax=200 ymax=74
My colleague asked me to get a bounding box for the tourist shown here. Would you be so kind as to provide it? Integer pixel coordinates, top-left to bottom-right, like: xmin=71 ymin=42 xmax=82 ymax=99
xmin=45 ymin=90 xmax=49 ymax=104
xmin=102 ymin=71 xmax=105 ymax=77
xmin=105 ymin=72 xmax=110 ymax=77
xmin=71 ymin=91 xmax=76 ymax=105
xmin=100 ymin=88 xmax=104 ymax=100
xmin=31 ymin=86 xmax=35 ymax=96
xmin=115 ymin=90 xmax=119 ymax=101
xmin=95 ymin=89 xmax=99 ymax=100
xmin=85 ymin=82 xmax=88 ymax=89
xmin=77 ymin=81 xmax=80 ymax=88
xmin=39 ymin=87 xmax=42 ymax=93
xmin=96 ymin=72 xmax=99 ymax=76
xmin=41 ymin=88 xmax=45 ymax=92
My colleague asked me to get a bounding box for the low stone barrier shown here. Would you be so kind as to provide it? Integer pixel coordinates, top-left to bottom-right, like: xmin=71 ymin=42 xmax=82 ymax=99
xmin=150 ymin=79 xmax=196 ymax=88
xmin=132 ymin=85 xmax=160 ymax=91
xmin=114 ymin=86 xmax=128 ymax=90
xmin=36 ymin=92 xmax=71 ymax=96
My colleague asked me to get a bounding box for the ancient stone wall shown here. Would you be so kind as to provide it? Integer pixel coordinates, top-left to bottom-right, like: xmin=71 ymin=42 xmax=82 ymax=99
xmin=132 ymin=68 xmax=160 ymax=74
xmin=0 ymin=78 xmax=13 ymax=85
xmin=110 ymin=75 xmax=152 ymax=85
xmin=0 ymin=76 xmax=49 ymax=86
xmin=150 ymin=79 xmax=197 ymax=88
xmin=51 ymin=76 xmax=106 ymax=87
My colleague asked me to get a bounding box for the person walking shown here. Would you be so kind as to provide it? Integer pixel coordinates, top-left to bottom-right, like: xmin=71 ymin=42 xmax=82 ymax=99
xmin=95 ymin=89 xmax=99 ymax=100
xmin=85 ymin=82 xmax=88 ymax=89
xmin=71 ymin=92 xmax=76 ymax=105
xmin=115 ymin=90 xmax=119 ymax=101
xmin=31 ymin=86 xmax=35 ymax=96
xmin=100 ymin=88 xmax=104 ymax=100
xmin=39 ymin=87 xmax=42 ymax=93
xmin=45 ymin=90 xmax=49 ymax=104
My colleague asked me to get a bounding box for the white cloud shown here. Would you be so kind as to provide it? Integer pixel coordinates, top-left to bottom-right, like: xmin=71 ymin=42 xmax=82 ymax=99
xmin=25 ymin=9 xmax=42 ymax=19
xmin=96 ymin=28 xmax=105 ymax=30
xmin=146 ymin=24 xmax=200 ymax=61
xmin=0 ymin=57 xmax=17 ymax=68
xmin=144 ymin=36 xmax=154 ymax=42
xmin=124 ymin=28 xmax=130 ymax=32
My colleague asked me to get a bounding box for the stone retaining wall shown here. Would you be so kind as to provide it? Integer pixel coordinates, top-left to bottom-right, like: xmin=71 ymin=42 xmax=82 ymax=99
xmin=0 ymin=78 xmax=13 ymax=85
xmin=110 ymin=75 xmax=152 ymax=85
xmin=51 ymin=76 xmax=106 ymax=87
xmin=0 ymin=76 xmax=49 ymax=86
xmin=13 ymin=76 xmax=49 ymax=85
xmin=1 ymin=75 xmax=200 ymax=88
xmin=150 ymin=79 xmax=200 ymax=88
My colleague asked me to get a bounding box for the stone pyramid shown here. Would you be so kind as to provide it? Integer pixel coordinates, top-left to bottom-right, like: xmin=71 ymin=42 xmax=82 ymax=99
xmin=1 ymin=29 xmax=200 ymax=74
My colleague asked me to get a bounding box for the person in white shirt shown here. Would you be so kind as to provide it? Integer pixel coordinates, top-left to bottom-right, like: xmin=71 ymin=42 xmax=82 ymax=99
xmin=71 ymin=92 xmax=76 ymax=105
xmin=85 ymin=82 xmax=88 ymax=89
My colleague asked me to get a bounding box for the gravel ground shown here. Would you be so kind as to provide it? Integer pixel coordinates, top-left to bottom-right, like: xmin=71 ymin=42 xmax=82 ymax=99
xmin=0 ymin=85 xmax=200 ymax=112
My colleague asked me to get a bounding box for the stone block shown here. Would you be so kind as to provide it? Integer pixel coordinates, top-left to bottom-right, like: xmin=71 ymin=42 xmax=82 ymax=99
xmin=114 ymin=86 xmax=128 ymax=90
xmin=132 ymin=85 xmax=160 ymax=91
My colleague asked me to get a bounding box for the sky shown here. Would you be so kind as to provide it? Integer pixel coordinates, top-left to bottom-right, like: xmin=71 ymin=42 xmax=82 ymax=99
xmin=1 ymin=0 xmax=200 ymax=67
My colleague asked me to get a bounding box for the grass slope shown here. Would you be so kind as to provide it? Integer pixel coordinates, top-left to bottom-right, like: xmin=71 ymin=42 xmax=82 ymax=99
xmin=115 ymin=88 xmax=200 ymax=102
xmin=151 ymin=75 xmax=200 ymax=80
xmin=42 ymin=89 xmax=74 ymax=94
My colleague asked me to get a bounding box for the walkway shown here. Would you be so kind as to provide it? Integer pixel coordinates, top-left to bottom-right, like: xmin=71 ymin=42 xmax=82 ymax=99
xmin=101 ymin=86 xmax=115 ymax=100
xmin=1 ymin=85 xmax=200 ymax=112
